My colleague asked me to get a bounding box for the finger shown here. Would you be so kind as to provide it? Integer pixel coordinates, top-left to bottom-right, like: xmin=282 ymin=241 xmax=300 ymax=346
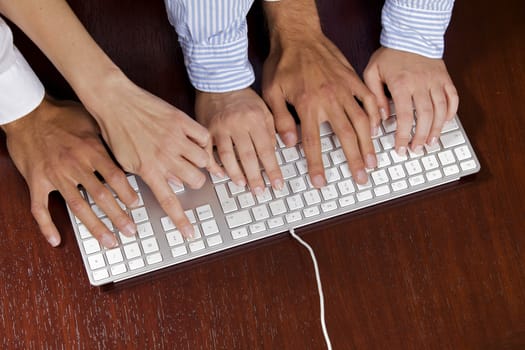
xmin=146 ymin=175 xmax=194 ymax=239
xmin=81 ymin=173 xmax=137 ymax=238
xmin=411 ymin=89 xmax=434 ymax=152
xmin=331 ymin=106 xmax=369 ymax=184
xmin=251 ymin=127 xmax=284 ymax=191
xmin=444 ymin=83 xmax=459 ymax=121
xmin=29 ymin=181 xmax=61 ymax=247
xmin=179 ymin=137 xmax=211 ymax=169
xmin=426 ymin=87 xmax=449 ymax=147
xmin=390 ymin=90 xmax=413 ymax=156
xmin=363 ymin=64 xmax=390 ymax=122
xmin=344 ymin=99 xmax=377 ymax=169
xmin=205 ymin=141 xmax=225 ymax=179
xmin=299 ymin=113 xmax=325 ymax=188
xmin=263 ymin=88 xmax=298 ymax=147
xmin=234 ymin=132 xmax=265 ymax=195
xmin=182 ymin=117 xmax=211 ymax=148
xmin=216 ymin=134 xmax=246 ymax=187
xmin=94 ymin=152 xmax=139 ymax=208
xmin=61 ymin=183 xmax=118 ymax=249
xmin=169 ymin=157 xmax=207 ymax=190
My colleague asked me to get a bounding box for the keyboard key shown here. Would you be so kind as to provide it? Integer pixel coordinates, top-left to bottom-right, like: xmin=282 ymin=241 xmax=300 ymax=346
xmin=330 ymin=149 xmax=346 ymax=165
xmin=189 ymin=240 xmax=206 ymax=253
xmin=426 ymin=169 xmax=443 ymax=181
xmin=339 ymin=163 xmax=352 ymax=178
xmin=409 ymin=174 xmax=425 ymax=187
xmin=88 ymin=253 xmax=105 ymax=270
xmin=111 ymin=263 xmax=127 ymax=276
xmin=201 ymin=219 xmax=219 ymax=236
xmin=289 ymin=177 xmax=307 ymax=193
xmin=356 ymin=180 xmax=372 ymax=191
xmin=228 ymin=182 xmax=246 ymax=195
xmin=166 ymin=230 xmax=184 ymax=246
xmin=215 ymin=184 xmax=238 ymax=213
xmin=319 ymin=122 xmax=333 ymax=135
xmin=119 ymin=232 xmax=136 ymax=244
xmin=207 ymin=235 xmax=223 ymax=247
xmin=441 ymin=118 xmax=459 ymax=133
xmin=106 ymin=248 xmax=124 ymax=265
xmin=267 ymin=217 xmax=285 ymax=228
xmin=321 ymin=201 xmax=338 ymax=212
xmin=123 ymin=243 xmax=141 ymax=259
xmin=443 ymin=164 xmax=460 ymax=176
xmin=325 ymin=168 xmax=341 ymax=183
xmin=273 ymin=183 xmax=290 ymax=198
xmin=128 ymin=258 xmax=145 ymax=270
xmin=78 ymin=224 xmax=92 ymax=239
xmin=405 ymin=159 xmax=423 ymax=175
xmin=303 ymin=189 xmax=322 ymax=206
xmin=100 ymin=217 xmax=114 ymax=232
xmin=320 ymin=137 xmax=333 ymax=152
xmin=231 ymin=227 xmax=249 ymax=239
xmin=161 ymin=216 xmax=176 ymax=232
xmin=210 ymin=172 xmax=229 ymax=184
xmin=127 ymin=175 xmax=139 ymax=191
xmin=280 ymin=164 xmax=297 ymax=179
xmin=92 ymin=268 xmax=109 ymax=281
xmin=252 ymin=205 xmax=270 ymax=221
xmin=321 ymin=185 xmax=338 ymax=201
xmin=391 ymin=180 xmax=408 ymax=192
xmin=440 ymin=130 xmax=466 ymax=148
xmin=282 ymin=147 xmax=300 ymax=163
xmin=146 ymin=252 xmax=163 ymax=265
xmin=131 ymin=207 xmax=149 ymax=223
xmin=424 ymin=142 xmax=441 ymax=154
xmin=438 ymin=150 xmax=456 ymax=165
xmin=454 ymin=145 xmax=472 ymax=161
xmin=226 ymin=210 xmax=252 ymax=228
xmin=141 ymin=237 xmax=159 ymax=254
xmin=374 ymin=185 xmax=391 ymax=197
xmin=83 ymin=238 xmax=100 ymax=255
xmin=256 ymin=188 xmax=273 ymax=203
xmin=137 ymin=222 xmax=154 ymax=238
xmin=371 ymin=169 xmax=389 ymax=185
xmin=356 ymin=190 xmax=373 ymax=202
xmin=169 ymin=182 xmax=185 ymax=194
xmin=269 ymin=199 xmax=287 ymax=216
xmin=388 ymin=165 xmax=406 ymax=180
xmin=460 ymin=160 xmax=477 ymax=171
xmin=196 ymin=204 xmax=214 ymax=221
xmin=249 ymin=222 xmax=266 ymax=234
xmin=238 ymin=192 xmax=256 ymax=208
xmin=390 ymin=150 xmax=408 ymax=163
xmin=421 ymin=155 xmax=439 ymax=170
xmin=337 ymin=179 xmax=355 ymax=195
xmin=382 ymin=117 xmax=397 ymax=133
xmin=286 ymin=194 xmax=304 ymax=211
xmin=296 ymin=159 xmax=308 ymax=175
xmin=379 ymin=134 xmax=395 ymax=150
xmin=285 ymin=211 xmax=302 ymax=223
xmin=376 ymin=152 xmax=391 ymax=168
xmin=322 ymin=154 xmax=331 ymax=168
xmin=172 ymin=245 xmax=188 ymax=257
xmin=303 ymin=206 xmax=320 ymax=218
xmin=184 ymin=210 xmax=197 ymax=224
xmin=91 ymin=204 xmax=106 ymax=218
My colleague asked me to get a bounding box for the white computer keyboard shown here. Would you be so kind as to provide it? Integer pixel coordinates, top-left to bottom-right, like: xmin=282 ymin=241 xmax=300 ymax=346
xmin=68 ymin=107 xmax=480 ymax=286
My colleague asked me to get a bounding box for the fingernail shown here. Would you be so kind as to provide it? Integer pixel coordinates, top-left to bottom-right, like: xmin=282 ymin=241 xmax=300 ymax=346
xmin=48 ymin=236 xmax=60 ymax=247
xmin=214 ymin=171 xmax=225 ymax=179
xmin=253 ymin=186 xmax=264 ymax=196
xmin=273 ymin=178 xmax=284 ymax=191
xmin=371 ymin=125 xmax=379 ymax=138
xmin=380 ymin=108 xmax=387 ymax=120
xmin=312 ymin=175 xmax=326 ymax=188
xmin=428 ymin=137 xmax=438 ymax=147
xmin=356 ymin=169 xmax=368 ymax=184
xmin=130 ymin=198 xmax=141 ymax=208
xmin=365 ymin=154 xmax=377 ymax=169
xmin=413 ymin=145 xmax=423 ymax=155
xmin=181 ymin=225 xmax=194 ymax=240
xmin=397 ymin=146 xmax=407 ymax=157
xmin=235 ymin=179 xmax=246 ymax=187
xmin=122 ymin=222 xmax=137 ymax=237
xmin=283 ymin=132 xmax=296 ymax=146
xmin=101 ymin=234 xmax=117 ymax=248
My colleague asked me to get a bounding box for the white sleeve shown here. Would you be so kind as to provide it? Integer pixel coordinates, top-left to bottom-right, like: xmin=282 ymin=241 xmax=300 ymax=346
xmin=0 ymin=18 xmax=45 ymax=125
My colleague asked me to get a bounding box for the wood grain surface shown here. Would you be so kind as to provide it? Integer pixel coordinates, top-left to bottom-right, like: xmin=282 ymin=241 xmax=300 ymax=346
xmin=1 ymin=0 xmax=524 ymax=348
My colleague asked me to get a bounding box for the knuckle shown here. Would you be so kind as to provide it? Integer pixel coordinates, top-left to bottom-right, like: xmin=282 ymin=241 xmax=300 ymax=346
xmin=66 ymin=197 xmax=86 ymax=214
xmin=159 ymin=194 xmax=180 ymax=210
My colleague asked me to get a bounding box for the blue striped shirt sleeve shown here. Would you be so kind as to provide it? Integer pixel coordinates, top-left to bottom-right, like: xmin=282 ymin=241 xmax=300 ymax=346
xmin=164 ymin=0 xmax=255 ymax=93
xmin=380 ymin=0 xmax=455 ymax=58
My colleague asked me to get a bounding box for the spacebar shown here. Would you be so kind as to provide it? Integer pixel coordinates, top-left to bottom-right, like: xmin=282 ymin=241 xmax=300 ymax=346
xmin=225 ymin=210 xmax=252 ymax=228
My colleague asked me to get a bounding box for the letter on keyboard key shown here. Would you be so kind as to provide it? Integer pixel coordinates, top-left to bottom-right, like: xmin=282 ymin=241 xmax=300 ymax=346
xmin=106 ymin=248 xmax=124 ymax=265
xmin=321 ymin=201 xmax=337 ymax=212
xmin=141 ymin=237 xmax=160 ymax=254
xmin=409 ymin=174 xmax=425 ymax=187
xmin=391 ymin=180 xmax=408 ymax=192
xmin=250 ymin=222 xmax=266 ymax=234
xmin=226 ymin=210 xmax=252 ymax=228
xmin=196 ymin=204 xmax=214 ymax=221
xmin=338 ymin=195 xmax=355 ymax=207
xmin=166 ymin=230 xmax=184 ymax=246
xmin=282 ymin=147 xmax=300 ymax=163
xmin=137 ymin=222 xmax=154 ymax=238
xmin=131 ymin=207 xmax=149 ymax=223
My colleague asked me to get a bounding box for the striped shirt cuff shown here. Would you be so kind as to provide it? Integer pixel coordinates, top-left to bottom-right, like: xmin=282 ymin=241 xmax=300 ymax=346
xmin=179 ymin=36 xmax=255 ymax=93
xmin=380 ymin=0 xmax=455 ymax=59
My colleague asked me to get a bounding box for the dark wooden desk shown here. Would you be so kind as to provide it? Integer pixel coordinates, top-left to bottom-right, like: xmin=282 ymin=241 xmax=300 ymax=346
xmin=2 ymin=0 xmax=524 ymax=348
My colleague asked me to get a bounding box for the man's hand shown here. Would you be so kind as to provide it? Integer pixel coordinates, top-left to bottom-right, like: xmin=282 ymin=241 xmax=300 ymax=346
xmin=195 ymin=88 xmax=283 ymax=194
xmin=2 ymin=97 xmax=138 ymax=248
xmin=83 ymin=75 xmax=217 ymax=239
xmin=364 ymin=47 xmax=459 ymax=155
xmin=262 ymin=32 xmax=379 ymax=187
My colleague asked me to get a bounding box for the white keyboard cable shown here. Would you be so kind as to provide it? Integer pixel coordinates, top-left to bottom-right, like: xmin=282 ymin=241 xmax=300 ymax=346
xmin=289 ymin=227 xmax=333 ymax=350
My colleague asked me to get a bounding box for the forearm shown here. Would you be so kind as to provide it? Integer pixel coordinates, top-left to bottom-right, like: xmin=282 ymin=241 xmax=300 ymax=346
xmin=0 ymin=0 xmax=125 ymax=109
xmin=263 ymin=0 xmax=322 ymax=48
